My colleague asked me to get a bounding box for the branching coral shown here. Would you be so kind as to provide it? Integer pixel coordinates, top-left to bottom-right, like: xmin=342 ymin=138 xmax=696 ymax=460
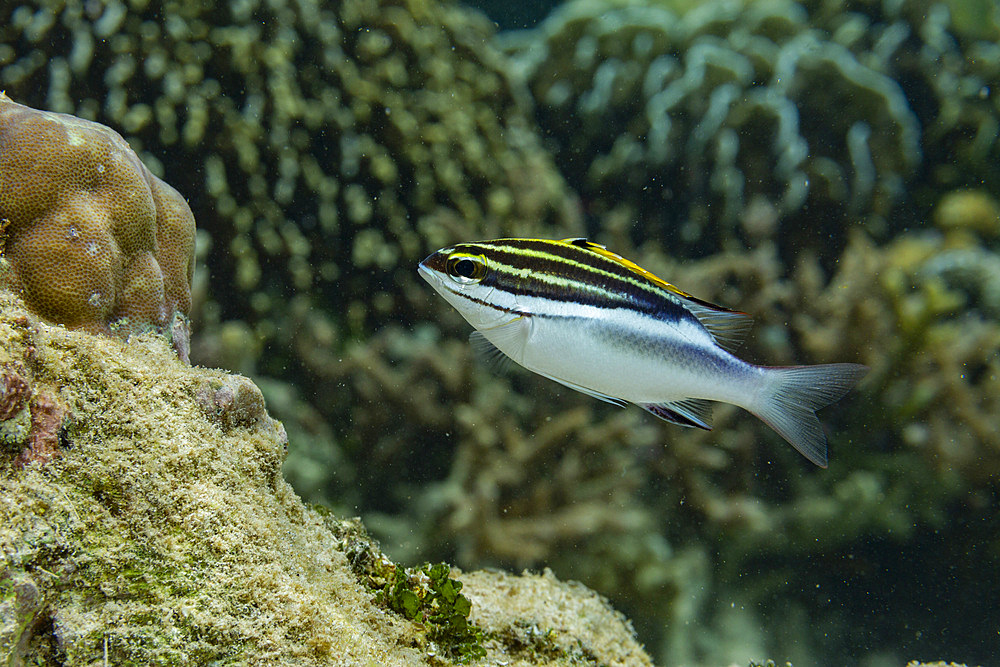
xmin=799 ymin=0 xmax=1000 ymax=199
xmin=0 ymin=93 xmax=196 ymax=349
xmin=501 ymin=0 xmax=1000 ymax=262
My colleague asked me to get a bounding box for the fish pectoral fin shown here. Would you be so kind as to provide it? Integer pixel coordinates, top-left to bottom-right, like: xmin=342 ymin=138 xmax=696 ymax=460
xmin=470 ymin=315 xmax=530 ymax=371
xmin=640 ymin=398 xmax=713 ymax=430
xmin=537 ymin=371 xmax=629 ymax=408
xmin=469 ymin=330 xmax=515 ymax=374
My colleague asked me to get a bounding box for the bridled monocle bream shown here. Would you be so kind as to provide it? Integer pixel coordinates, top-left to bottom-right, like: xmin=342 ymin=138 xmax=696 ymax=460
xmin=418 ymin=238 xmax=868 ymax=467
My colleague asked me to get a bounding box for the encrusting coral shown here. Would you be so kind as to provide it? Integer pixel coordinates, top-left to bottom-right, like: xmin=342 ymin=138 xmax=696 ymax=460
xmin=0 ymin=290 xmax=654 ymax=666
xmin=0 ymin=93 xmax=195 ymax=355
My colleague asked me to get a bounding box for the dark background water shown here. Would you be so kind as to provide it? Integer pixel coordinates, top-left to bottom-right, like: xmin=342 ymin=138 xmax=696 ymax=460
xmin=462 ymin=0 xmax=561 ymax=29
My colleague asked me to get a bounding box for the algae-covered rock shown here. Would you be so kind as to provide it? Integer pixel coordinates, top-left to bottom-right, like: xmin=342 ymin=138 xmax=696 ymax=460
xmin=0 ymin=290 xmax=651 ymax=666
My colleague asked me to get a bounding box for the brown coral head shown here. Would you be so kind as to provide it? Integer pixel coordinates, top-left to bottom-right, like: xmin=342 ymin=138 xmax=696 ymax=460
xmin=0 ymin=366 xmax=30 ymax=421
xmin=0 ymin=93 xmax=196 ymax=339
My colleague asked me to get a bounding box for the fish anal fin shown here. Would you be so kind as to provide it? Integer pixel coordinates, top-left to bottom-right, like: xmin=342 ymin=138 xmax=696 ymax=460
xmin=641 ymin=398 xmax=713 ymax=430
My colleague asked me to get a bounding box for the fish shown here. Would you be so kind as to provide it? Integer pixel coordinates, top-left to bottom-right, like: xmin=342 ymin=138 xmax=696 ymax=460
xmin=417 ymin=238 xmax=868 ymax=467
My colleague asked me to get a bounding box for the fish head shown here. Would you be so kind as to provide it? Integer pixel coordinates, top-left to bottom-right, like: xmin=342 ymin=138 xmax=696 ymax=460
xmin=419 ymin=244 xmax=510 ymax=330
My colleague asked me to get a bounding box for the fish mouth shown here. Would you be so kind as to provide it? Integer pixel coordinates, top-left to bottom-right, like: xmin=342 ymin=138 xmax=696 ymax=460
xmin=417 ymin=260 xmax=435 ymax=284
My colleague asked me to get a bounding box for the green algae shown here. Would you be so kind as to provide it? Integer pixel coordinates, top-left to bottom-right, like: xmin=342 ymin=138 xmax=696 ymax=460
xmin=332 ymin=517 xmax=487 ymax=661
xmin=372 ymin=562 xmax=486 ymax=663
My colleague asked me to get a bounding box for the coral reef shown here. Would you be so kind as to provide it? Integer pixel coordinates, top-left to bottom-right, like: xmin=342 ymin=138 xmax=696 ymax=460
xmin=500 ymin=0 xmax=1000 ymax=260
xmin=0 ymin=0 xmax=582 ymax=509
xmin=800 ymin=0 xmax=1000 ymax=201
xmin=499 ymin=0 xmax=915 ymax=256
xmin=0 ymin=93 xmax=195 ymax=350
xmin=0 ymin=290 xmax=653 ymax=666
xmin=4 ymin=0 xmax=997 ymax=664
xmin=0 ymin=0 xmax=579 ymax=350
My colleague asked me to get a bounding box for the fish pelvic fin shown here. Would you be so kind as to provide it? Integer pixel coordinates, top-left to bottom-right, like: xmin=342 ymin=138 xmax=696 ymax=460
xmin=751 ymin=363 xmax=869 ymax=467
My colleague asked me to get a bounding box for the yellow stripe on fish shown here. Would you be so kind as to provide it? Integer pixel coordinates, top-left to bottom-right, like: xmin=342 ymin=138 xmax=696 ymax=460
xmin=418 ymin=238 xmax=867 ymax=467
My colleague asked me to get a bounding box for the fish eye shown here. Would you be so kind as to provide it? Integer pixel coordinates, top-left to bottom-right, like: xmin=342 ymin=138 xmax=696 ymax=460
xmin=446 ymin=254 xmax=487 ymax=284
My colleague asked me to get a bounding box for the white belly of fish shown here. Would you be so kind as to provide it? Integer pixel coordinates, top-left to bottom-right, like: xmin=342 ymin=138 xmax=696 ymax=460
xmin=484 ymin=306 xmax=761 ymax=410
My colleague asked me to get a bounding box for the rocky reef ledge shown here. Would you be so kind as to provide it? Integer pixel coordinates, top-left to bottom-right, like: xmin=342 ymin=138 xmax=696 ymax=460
xmin=0 ymin=289 xmax=651 ymax=666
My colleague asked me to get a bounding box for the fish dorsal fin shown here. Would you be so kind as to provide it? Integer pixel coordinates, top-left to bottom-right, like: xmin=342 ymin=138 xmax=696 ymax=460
xmin=561 ymin=238 xmax=753 ymax=353
xmin=680 ymin=300 xmax=754 ymax=354
xmin=562 ymin=238 xmax=692 ymax=298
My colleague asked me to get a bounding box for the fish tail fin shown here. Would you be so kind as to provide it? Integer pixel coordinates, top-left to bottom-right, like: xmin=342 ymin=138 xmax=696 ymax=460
xmin=750 ymin=363 xmax=868 ymax=467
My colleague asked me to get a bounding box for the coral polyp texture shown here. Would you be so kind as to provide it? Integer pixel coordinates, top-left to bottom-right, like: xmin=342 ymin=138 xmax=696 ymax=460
xmin=0 ymin=93 xmax=195 ymax=340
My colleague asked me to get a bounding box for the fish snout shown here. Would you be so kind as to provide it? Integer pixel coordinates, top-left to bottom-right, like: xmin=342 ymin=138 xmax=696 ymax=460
xmin=417 ymin=260 xmax=435 ymax=284
xmin=417 ymin=248 xmax=451 ymax=282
